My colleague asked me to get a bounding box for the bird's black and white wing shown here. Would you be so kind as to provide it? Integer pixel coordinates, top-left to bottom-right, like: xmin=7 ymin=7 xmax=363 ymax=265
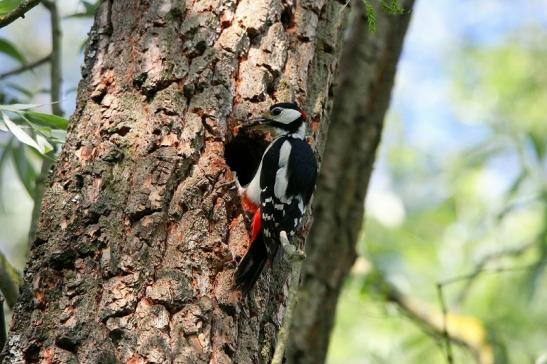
xmin=259 ymin=136 xmax=317 ymax=257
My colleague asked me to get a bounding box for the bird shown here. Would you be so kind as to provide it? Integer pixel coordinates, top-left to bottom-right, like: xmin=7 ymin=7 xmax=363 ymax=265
xmin=234 ymin=102 xmax=318 ymax=293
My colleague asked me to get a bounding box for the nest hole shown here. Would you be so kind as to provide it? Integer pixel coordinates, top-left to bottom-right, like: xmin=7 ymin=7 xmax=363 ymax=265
xmin=225 ymin=133 xmax=268 ymax=186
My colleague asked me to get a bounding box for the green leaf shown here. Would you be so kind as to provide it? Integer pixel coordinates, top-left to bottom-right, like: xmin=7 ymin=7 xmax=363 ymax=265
xmin=6 ymin=83 xmax=33 ymax=98
xmin=363 ymin=1 xmax=377 ymax=33
xmin=36 ymin=134 xmax=53 ymax=154
xmin=0 ymin=103 xmax=43 ymax=111
xmin=0 ymin=0 xmax=19 ymax=15
xmin=527 ymin=131 xmax=545 ymax=160
xmin=50 ymin=129 xmax=66 ymax=144
xmin=525 ymin=227 xmax=547 ymax=299
xmin=35 ymin=88 xmax=50 ymax=94
xmin=24 ymin=111 xmax=68 ymax=130
xmin=2 ymin=112 xmax=43 ymax=153
xmin=81 ymin=0 xmax=97 ymax=11
xmin=0 ymin=114 xmax=7 ymax=132
xmin=487 ymin=327 xmax=510 ymax=364
xmin=64 ymin=0 xmax=99 ymax=18
xmin=12 ymin=143 xmax=37 ymax=198
xmin=0 ymin=138 xmax=14 ymax=210
xmin=496 ymin=170 xmax=532 ymax=220
xmin=381 ymin=0 xmax=404 ymax=15
xmin=0 ymin=38 xmax=26 ymax=65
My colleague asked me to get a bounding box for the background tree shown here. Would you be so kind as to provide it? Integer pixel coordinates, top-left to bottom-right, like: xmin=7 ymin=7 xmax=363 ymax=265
xmin=286 ymin=1 xmax=413 ymax=363
xmin=326 ymin=2 xmax=547 ymax=364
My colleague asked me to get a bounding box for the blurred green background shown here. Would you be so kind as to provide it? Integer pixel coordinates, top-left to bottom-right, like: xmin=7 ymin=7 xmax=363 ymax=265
xmin=328 ymin=1 xmax=547 ymax=364
xmin=1 ymin=1 xmax=546 ymax=363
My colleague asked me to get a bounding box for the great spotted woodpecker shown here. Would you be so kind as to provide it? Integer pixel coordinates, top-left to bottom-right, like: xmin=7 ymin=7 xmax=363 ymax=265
xmin=235 ymin=102 xmax=318 ymax=292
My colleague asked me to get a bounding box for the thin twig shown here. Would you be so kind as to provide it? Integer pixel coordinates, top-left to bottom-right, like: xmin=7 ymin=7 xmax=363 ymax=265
xmin=382 ymin=276 xmax=484 ymax=363
xmin=381 ymin=260 xmax=540 ymax=364
xmin=384 ymin=282 xmax=482 ymax=362
xmin=0 ymin=0 xmax=41 ymax=28
xmin=436 ymin=283 xmax=454 ymax=364
xmin=438 ymin=263 xmax=539 ymax=287
xmin=453 ymin=242 xmax=536 ymax=306
xmin=0 ymin=252 xmax=22 ymax=309
xmin=42 ymin=0 xmax=63 ymax=116
xmin=431 ymin=261 xmax=542 ymax=364
xmin=0 ymin=55 xmax=51 ymax=81
xmin=271 ymin=232 xmax=305 ymax=364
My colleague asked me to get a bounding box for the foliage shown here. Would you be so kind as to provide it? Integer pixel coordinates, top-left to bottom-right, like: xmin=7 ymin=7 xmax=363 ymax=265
xmin=64 ymin=0 xmax=99 ymax=18
xmin=0 ymin=0 xmax=21 ymax=15
xmin=328 ymin=22 xmax=547 ymax=364
xmin=0 ymin=0 xmax=95 ymax=205
xmin=0 ymin=37 xmax=26 ymax=64
xmin=0 ymin=104 xmax=67 ymax=197
xmin=0 ymin=0 xmax=96 ymax=323
xmin=363 ymin=0 xmax=404 ymax=33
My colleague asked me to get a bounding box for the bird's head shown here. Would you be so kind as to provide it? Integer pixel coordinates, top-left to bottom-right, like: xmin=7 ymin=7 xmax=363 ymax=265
xmin=243 ymin=102 xmax=307 ymax=137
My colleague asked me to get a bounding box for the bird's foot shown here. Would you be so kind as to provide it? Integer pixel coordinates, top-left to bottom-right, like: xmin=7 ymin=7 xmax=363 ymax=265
xmin=280 ymin=231 xmax=306 ymax=262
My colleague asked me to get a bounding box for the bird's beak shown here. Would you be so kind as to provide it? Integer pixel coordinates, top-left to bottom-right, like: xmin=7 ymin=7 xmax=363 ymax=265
xmin=241 ymin=111 xmax=274 ymax=132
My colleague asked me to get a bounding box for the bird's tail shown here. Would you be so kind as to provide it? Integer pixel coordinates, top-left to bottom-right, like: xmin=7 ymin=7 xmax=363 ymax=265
xmin=235 ymin=231 xmax=267 ymax=293
xmin=235 ymin=209 xmax=266 ymax=293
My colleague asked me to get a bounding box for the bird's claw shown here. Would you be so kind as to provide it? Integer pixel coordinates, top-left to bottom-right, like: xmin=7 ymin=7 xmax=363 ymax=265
xmin=279 ymin=231 xmax=306 ymax=262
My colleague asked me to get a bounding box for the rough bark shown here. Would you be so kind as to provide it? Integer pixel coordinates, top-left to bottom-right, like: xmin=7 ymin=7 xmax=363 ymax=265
xmin=2 ymin=0 xmax=351 ymax=363
xmin=286 ymin=1 xmax=415 ymax=363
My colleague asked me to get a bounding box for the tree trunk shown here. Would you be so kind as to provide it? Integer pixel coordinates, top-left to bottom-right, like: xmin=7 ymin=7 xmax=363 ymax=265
xmin=286 ymin=1 xmax=415 ymax=363
xmin=2 ymin=0 xmax=352 ymax=362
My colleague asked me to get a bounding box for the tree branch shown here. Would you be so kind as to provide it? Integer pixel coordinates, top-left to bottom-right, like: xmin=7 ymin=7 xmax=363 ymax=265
xmin=380 ymin=274 xmax=492 ymax=364
xmin=285 ymin=1 xmax=415 ymax=362
xmin=436 ymin=283 xmax=455 ymax=364
xmin=0 ymin=295 xmax=5 ymax=352
xmin=0 ymin=0 xmax=41 ymax=28
xmin=453 ymin=241 xmax=536 ymax=306
xmin=0 ymin=252 xmax=21 ymax=309
xmin=439 ymin=263 xmax=539 ymax=287
xmin=424 ymin=261 xmax=541 ymax=364
xmin=42 ymin=0 xmax=63 ymax=116
xmin=0 ymin=54 xmax=51 ymax=81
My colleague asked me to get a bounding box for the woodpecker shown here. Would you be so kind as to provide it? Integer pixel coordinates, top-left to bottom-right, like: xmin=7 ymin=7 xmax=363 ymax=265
xmin=235 ymin=102 xmax=318 ymax=293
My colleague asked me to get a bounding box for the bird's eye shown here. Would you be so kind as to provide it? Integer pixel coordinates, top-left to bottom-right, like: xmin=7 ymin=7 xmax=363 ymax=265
xmin=271 ymin=108 xmax=282 ymax=116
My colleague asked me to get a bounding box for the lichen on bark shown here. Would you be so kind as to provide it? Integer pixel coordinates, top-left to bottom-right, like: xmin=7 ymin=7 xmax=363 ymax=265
xmin=2 ymin=0 xmax=352 ymax=362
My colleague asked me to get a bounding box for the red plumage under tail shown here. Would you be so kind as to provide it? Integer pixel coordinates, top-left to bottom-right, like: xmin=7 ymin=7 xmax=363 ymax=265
xmin=235 ymin=231 xmax=267 ymax=293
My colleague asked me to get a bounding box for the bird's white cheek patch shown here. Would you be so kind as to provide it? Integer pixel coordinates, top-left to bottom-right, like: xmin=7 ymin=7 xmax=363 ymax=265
xmin=276 ymin=109 xmax=302 ymax=124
